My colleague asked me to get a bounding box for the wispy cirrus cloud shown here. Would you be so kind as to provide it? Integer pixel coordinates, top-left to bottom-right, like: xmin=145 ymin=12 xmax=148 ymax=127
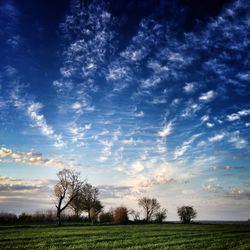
xmin=174 ymin=133 xmax=202 ymax=159
xmin=1 ymin=0 xmax=250 ymax=219
xmin=2 ymin=66 xmax=65 ymax=149
xmin=158 ymin=122 xmax=173 ymax=137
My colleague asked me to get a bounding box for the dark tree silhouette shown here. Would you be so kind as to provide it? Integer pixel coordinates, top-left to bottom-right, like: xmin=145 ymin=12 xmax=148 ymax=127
xmin=89 ymin=200 xmax=103 ymax=224
xmin=99 ymin=209 xmax=114 ymax=223
xmin=54 ymin=169 xmax=85 ymax=226
xmin=138 ymin=197 xmax=160 ymax=222
xmin=155 ymin=208 xmax=167 ymax=223
xmin=81 ymin=183 xmax=103 ymax=222
xmin=69 ymin=190 xmax=84 ymax=217
xmin=129 ymin=209 xmax=140 ymax=221
xmin=177 ymin=206 xmax=197 ymax=224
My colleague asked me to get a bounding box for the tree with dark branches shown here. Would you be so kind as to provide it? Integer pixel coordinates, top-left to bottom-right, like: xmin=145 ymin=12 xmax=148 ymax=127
xmin=54 ymin=169 xmax=85 ymax=226
xmin=81 ymin=183 xmax=103 ymax=222
xmin=138 ymin=197 xmax=160 ymax=222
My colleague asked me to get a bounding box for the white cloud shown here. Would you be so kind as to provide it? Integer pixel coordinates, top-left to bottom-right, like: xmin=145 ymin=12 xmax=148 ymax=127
xmin=183 ymin=82 xmax=197 ymax=94
xmin=106 ymin=65 xmax=130 ymax=81
xmin=237 ymin=72 xmax=250 ymax=81
xmin=0 ymin=148 xmax=80 ymax=169
xmin=123 ymin=138 xmax=136 ymax=146
xmin=158 ymin=122 xmax=172 ymax=137
xmin=126 ymin=161 xmax=190 ymax=188
xmin=199 ymin=90 xmax=216 ymax=102
xmin=208 ymin=133 xmax=225 ymax=142
xmin=227 ymin=109 xmax=250 ymax=122
xmin=168 ymin=52 xmax=185 ymax=63
xmin=131 ymin=161 xmax=144 ymax=173
xmin=134 ymin=110 xmax=144 ymax=117
xmin=201 ymin=115 xmax=209 ymax=123
xmin=228 ymin=131 xmax=247 ymax=149
xmin=157 ymin=145 xmax=167 ymax=153
xmin=27 ymin=102 xmax=54 ymax=136
xmin=206 ymin=122 xmax=214 ymax=128
xmin=71 ymin=102 xmax=82 ymax=111
xmin=147 ymin=60 xmax=169 ymax=74
xmin=98 ymin=140 xmax=113 ymax=162
xmin=238 ymin=109 xmax=250 ymax=116
xmin=71 ymin=101 xmax=95 ymax=114
xmin=203 ymin=183 xmax=223 ymax=192
xmin=142 ymin=76 xmax=161 ymax=88
xmin=227 ymin=113 xmax=240 ymax=122
xmin=181 ymin=102 xmax=201 ymax=118
xmin=0 ymin=148 xmax=12 ymax=158
xmin=155 ymin=138 xmax=167 ymax=154
xmin=174 ymin=145 xmax=189 ymax=159
xmin=174 ymin=133 xmax=201 ymax=159
xmin=69 ymin=122 xmax=92 ymax=144
xmin=27 ymin=102 xmax=65 ymax=148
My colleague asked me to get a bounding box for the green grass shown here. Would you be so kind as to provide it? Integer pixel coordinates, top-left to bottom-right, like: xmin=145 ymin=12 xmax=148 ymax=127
xmin=0 ymin=224 xmax=250 ymax=249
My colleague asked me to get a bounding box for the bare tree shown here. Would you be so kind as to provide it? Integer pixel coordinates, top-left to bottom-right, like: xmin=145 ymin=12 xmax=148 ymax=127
xmin=129 ymin=209 xmax=140 ymax=221
xmin=81 ymin=183 xmax=103 ymax=222
xmin=138 ymin=197 xmax=160 ymax=222
xmin=68 ymin=188 xmax=85 ymax=217
xmin=155 ymin=208 xmax=167 ymax=223
xmin=177 ymin=206 xmax=197 ymax=224
xmin=89 ymin=200 xmax=103 ymax=224
xmin=54 ymin=169 xmax=85 ymax=226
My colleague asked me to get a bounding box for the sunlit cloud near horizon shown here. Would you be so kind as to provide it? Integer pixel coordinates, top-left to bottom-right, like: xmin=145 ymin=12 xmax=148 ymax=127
xmin=0 ymin=0 xmax=250 ymax=220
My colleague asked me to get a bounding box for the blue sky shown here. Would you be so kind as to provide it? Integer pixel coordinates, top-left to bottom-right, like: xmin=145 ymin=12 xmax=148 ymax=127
xmin=0 ymin=0 xmax=250 ymax=220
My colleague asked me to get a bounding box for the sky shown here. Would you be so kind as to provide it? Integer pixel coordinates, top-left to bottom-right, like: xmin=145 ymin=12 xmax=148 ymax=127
xmin=0 ymin=0 xmax=250 ymax=221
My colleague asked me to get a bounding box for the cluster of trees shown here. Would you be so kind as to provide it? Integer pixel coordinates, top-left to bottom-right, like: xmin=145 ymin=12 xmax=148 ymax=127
xmin=0 ymin=210 xmax=83 ymax=224
xmin=0 ymin=169 xmax=198 ymax=225
xmin=53 ymin=169 xmax=197 ymax=226
xmin=54 ymin=169 xmax=103 ymax=225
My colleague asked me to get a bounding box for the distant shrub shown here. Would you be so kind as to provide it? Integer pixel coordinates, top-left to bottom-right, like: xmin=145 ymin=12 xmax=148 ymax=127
xmin=155 ymin=208 xmax=167 ymax=223
xmin=0 ymin=213 xmax=18 ymax=224
xmin=99 ymin=210 xmax=114 ymax=223
xmin=18 ymin=213 xmax=32 ymax=223
xmin=114 ymin=207 xmax=128 ymax=224
xmin=0 ymin=210 xmax=86 ymax=224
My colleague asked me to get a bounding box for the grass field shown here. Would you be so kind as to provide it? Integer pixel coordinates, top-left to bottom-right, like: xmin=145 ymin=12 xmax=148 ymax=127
xmin=0 ymin=224 xmax=250 ymax=249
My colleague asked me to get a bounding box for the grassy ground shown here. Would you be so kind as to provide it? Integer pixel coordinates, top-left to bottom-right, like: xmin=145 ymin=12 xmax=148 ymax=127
xmin=0 ymin=224 xmax=250 ymax=249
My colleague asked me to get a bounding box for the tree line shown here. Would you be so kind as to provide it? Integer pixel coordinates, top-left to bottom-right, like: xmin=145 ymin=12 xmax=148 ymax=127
xmin=0 ymin=169 xmax=197 ymax=225
xmin=54 ymin=169 xmax=197 ymax=225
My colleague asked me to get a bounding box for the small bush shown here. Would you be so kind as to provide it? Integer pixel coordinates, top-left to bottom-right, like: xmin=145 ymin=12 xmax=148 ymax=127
xmin=0 ymin=213 xmax=18 ymax=224
xmin=114 ymin=207 xmax=128 ymax=224
xmin=99 ymin=210 xmax=114 ymax=223
xmin=155 ymin=208 xmax=167 ymax=223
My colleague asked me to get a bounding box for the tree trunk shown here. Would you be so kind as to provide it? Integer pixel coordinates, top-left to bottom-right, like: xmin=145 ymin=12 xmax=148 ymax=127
xmin=146 ymin=210 xmax=149 ymax=222
xmin=88 ymin=209 xmax=91 ymax=222
xmin=57 ymin=209 xmax=61 ymax=226
xmin=75 ymin=209 xmax=79 ymax=218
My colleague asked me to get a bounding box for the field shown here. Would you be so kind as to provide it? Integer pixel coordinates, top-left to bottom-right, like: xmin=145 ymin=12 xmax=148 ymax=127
xmin=0 ymin=224 xmax=250 ymax=249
